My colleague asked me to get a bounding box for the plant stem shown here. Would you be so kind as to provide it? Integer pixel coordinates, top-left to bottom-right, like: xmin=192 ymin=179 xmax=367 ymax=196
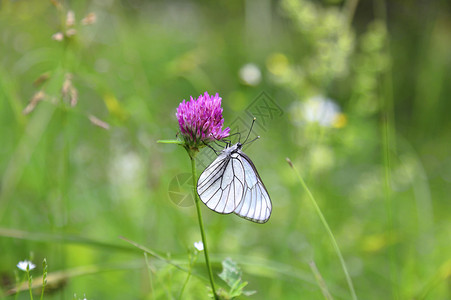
xmin=178 ymin=270 xmax=191 ymax=300
xmin=157 ymin=139 xmax=184 ymax=145
xmin=40 ymin=258 xmax=47 ymax=300
xmin=143 ymin=253 xmax=156 ymax=300
xmin=190 ymin=156 xmax=218 ymax=299
xmin=343 ymin=0 xmax=360 ymax=26
xmin=374 ymin=0 xmax=399 ymax=298
xmin=308 ymin=260 xmax=333 ymax=300
xmin=14 ymin=271 xmax=23 ymax=300
xmin=178 ymin=252 xmax=195 ymax=300
xmin=26 ymin=269 xmax=33 ymax=300
xmin=287 ymin=158 xmax=358 ymax=300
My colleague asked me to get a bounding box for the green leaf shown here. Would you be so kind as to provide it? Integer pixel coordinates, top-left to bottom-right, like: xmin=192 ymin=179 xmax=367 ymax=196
xmin=218 ymin=258 xmax=256 ymax=298
xmin=242 ymin=289 xmax=257 ymax=296
xmin=157 ymin=139 xmax=184 ymax=145
xmin=218 ymin=258 xmax=242 ymax=288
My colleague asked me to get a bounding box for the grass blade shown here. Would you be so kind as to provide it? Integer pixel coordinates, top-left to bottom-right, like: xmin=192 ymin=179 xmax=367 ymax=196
xmin=287 ymin=158 xmax=358 ymax=300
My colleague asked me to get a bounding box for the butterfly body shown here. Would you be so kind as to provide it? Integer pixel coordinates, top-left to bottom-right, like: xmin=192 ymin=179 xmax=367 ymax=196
xmin=197 ymin=143 xmax=272 ymax=223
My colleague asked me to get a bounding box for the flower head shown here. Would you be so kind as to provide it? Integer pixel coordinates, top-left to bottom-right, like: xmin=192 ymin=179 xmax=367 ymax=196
xmin=303 ymin=96 xmax=339 ymax=127
xmin=17 ymin=260 xmax=36 ymax=271
xmin=194 ymin=241 xmax=204 ymax=251
xmin=239 ymin=63 xmax=262 ymax=86
xmin=176 ymin=92 xmax=230 ymax=153
xmin=291 ymin=95 xmax=345 ymax=128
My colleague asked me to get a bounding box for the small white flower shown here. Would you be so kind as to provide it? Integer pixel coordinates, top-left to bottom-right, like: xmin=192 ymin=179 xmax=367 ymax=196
xmin=239 ymin=63 xmax=262 ymax=86
xmin=52 ymin=32 xmax=64 ymax=41
xmin=17 ymin=260 xmax=36 ymax=271
xmin=291 ymin=95 xmax=340 ymax=128
xmin=303 ymin=96 xmax=340 ymax=127
xmin=291 ymin=96 xmax=347 ymax=128
xmin=194 ymin=241 xmax=204 ymax=251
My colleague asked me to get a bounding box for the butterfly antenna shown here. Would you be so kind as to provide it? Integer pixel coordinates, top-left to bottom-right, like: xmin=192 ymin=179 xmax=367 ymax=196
xmin=221 ymin=131 xmax=241 ymax=145
xmin=227 ymin=132 xmax=242 ymax=138
xmin=243 ymin=117 xmax=256 ymax=144
xmin=203 ymin=141 xmax=221 ymax=155
xmin=244 ymin=135 xmax=260 ymax=146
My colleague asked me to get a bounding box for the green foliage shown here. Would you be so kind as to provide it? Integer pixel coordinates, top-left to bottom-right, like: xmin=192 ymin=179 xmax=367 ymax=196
xmin=216 ymin=258 xmax=255 ymax=299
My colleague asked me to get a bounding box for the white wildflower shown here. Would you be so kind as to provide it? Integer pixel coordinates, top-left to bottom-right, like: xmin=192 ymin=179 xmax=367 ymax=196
xmin=292 ymin=95 xmax=342 ymax=128
xmin=17 ymin=260 xmax=36 ymax=271
xmin=239 ymin=63 xmax=262 ymax=86
xmin=303 ymin=96 xmax=340 ymax=127
xmin=194 ymin=241 xmax=204 ymax=251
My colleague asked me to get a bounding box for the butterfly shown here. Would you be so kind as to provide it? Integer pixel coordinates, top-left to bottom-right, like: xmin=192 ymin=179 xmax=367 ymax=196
xmin=197 ymin=123 xmax=272 ymax=223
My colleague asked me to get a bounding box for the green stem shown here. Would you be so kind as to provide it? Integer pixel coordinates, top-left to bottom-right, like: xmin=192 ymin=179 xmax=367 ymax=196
xmin=343 ymin=0 xmax=360 ymax=26
xmin=178 ymin=270 xmax=191 ymax=300
xmin=178 ymin=252 xmax=195 ymax=300
xmin=157 ymin=139 xmax=184 ymax=145
xmin=14 ymin=272 xmax=23 ymax=300
xmin=190 ymin=156 xmax=218 ymax=299
xmin=287 ymin=158 xmax=358 ymax=300
xmin=143 ymin=253 xmax=156 ymax=300
xmin=308 ymin=260 xmax=333 ymax=300
xmin=375 ymin=0 xmax=399 ymax=298
xmin=26 ymin=269 xmax=33 ymax=300
xmin=40 ymin=258 xmax=47 ymax=300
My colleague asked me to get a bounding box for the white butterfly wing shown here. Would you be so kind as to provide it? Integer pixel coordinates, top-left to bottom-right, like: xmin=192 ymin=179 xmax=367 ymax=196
xmin=197 ymin=151 xmax=244 ymax=214
xmin=197 ymin=145 xmax=272 ymax=223
xmin=233 ymin=151 xmax=272 ymax=223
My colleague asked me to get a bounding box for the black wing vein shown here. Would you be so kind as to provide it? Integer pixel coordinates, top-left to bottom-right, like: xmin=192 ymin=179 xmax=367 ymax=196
xmin=197 ymin=145 xmax=272 ymax=223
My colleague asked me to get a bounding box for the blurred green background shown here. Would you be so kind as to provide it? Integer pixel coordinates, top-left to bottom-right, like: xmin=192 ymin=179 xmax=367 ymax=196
xmin=1 ymin=0 xmax=450 ymax=299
